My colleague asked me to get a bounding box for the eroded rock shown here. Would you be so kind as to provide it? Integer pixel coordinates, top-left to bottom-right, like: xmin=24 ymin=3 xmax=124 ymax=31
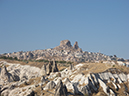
xmin=73 ymin=41 xmax=79 ymax=49
xmin=55 ymin=79 xmax=68 ymax=96
xmin=60 ymin=40 xmax=72 ymax=47
xmin=41 ymin=76 xmax=47 ymax=84
xmin=40 ymin=64 xmax=47 ymax=76
xmin=46 ymin=61 xmax=53 ymax=75
xmin=44 ymin=81 xmax=56 ymax=90
xmin=52 ymin=61 xmax=59 ymax=72
xmin=0 ymin=65 xmax=14 ymax=82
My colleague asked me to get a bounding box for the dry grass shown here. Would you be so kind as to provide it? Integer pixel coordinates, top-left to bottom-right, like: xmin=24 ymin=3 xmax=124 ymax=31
xmin=106 ymin=82 xmax=129 ymax=96
xmin=115 ymin=83 xmax=127 ymax=96
xmin=113 ymin=65 xmax=129 ymax=74
xmin=80 ymin=62 xmax=129 ymax=75
xmin=81 ymin=63 xmax=112 ymax=74
xmin=33 ymin=86 xmax=42 ymax=96
xmin=0 ymin=59 xmax=46 ymax=68
xmin=58 ymin=64 xmax=67 ymax=71
xmin=92 ymin=86 xmax=107 ymax=96
xmin=18 ymin=82 xmax=29 ymax=88
xmin=27 ymin=77 xmax=41 ymax=85
xmin=106 ymin=82 xmax=115 ymax=91
xmin=34 ymin=86 xmax=55 ymax=96
xmin=0 ymin=59 xmax=73 ymax=71
xmin=18 ymin=77 xmax=41 ymax=88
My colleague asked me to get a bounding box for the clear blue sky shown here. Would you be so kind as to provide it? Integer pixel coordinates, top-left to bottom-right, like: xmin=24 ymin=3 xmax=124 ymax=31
xmin=0 ymin=0 xmax=129 ymax=59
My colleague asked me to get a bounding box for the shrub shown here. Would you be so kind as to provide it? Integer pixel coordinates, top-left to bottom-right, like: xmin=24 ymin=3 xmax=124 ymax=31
xmin=0 ymin=56 xmax=7 ymax=59
xmin=26 ymin=61 xmax=29 ymax=64
xmin=60 ymin=68 xmax=65 ymax=71
xmin=14 ymin=57 xmax=18 ymax=60
xmin=36 ymin=59 xmax=49 ymax=63
xmin=67 ymin=61 xmax=72 ymax=64
xmin=56 ymin=61 xmax=66 ymax=63
xmin=84 ymin=94 xmax=88 ymax=96
xmin=0 ymin=56 xmax=19 ymax=61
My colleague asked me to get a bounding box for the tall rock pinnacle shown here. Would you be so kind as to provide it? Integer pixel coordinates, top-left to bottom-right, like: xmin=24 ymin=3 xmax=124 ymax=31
xmin=73 ymin=41 xmax=79 ymax=49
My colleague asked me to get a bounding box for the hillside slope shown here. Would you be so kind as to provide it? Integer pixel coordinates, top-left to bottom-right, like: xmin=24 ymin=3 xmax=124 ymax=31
xmin=0 ymin=40 xmax=125 ymax=63
xmin=0 ymin=60 xmax=129 ymax=96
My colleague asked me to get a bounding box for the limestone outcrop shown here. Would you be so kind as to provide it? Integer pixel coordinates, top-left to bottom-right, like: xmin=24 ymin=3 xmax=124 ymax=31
xmin=40 ymin=64 xmax=47 ymax=76
xmin=55 ymin=79 xmax=68 ymax=96
xmin=60 ymin=40 xmax=72 ymax=47
xmin=0 ymin=65 xmax=14 ymax=82
xmin=41 ymin=76 xmax=47 ymax=84
xmin=44 ymin=81 xmax=56 ymax=90
xmin=69 ymin=63 xmax=74 ymax=70
xmin=52 ymin=61 xmax=59 ymax=72
xmin=46 ymin=61 xmax=53 ymax=75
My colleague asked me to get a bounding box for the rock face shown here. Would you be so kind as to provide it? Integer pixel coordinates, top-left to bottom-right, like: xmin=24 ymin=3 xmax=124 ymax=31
xmin=60 ymin=40 xmax=72 ymax=47
xmin=54 ymin=40 xmax=73 ymax=50
xmin=81 ymin=86 xmax=89 ymax=95
xmin=46 ymin=61 xmax=53 ymax=75
xmin=52 ymin=61 xmax=59 ymax=72
xmin=55 ymin=79 xmax=68 ymax=96
xmin=69 ymin=63 xmax=74 ymax=70
xmin=0 ymin=66 xmax=13 ymax=82
xmin=26 ymin=52 xmax=34 ymax=60
xmin=40 ymin=64 xmax=47 ymax=76
xmin=41 ymin=76 xmax=47 ymax=84
xmin=73 ymin=41 xmax=79 ymax=49
xmin=64 ymin=78 xmax=71 ymax=84
xmin=45 ymin=61 xmax=59 ymax=75
xmin=44 ymin=81 xmax=56 ymax=90
xmin=1 ymin=66 xmax=9 ymax=79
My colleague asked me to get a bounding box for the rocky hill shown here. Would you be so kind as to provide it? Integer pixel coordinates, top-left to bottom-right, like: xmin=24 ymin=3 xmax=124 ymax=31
xmin=0 ymin=40 xmax=129 ymax=96
xmin=0 ymin=40 xmax=125 ymax=62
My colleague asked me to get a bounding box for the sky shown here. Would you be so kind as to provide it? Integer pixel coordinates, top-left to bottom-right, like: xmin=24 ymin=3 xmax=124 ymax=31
xmin=0 ymin=0 xmax=129 ymax=59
